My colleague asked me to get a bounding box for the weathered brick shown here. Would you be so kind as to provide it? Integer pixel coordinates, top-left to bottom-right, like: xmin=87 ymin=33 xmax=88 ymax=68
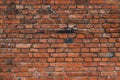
xmin=33 ymin=44 xmax=50 ymax=48
xmin=55 ymin=0 xmax=76 ymax=4
xmin=22 ymin=0 xmax=42 ymax=4
xmin=67 ymin=53 xmax=79 ymax=57
xmin=0 ymin=1 xmax=2 ymax=4
xmin=106 ymin=0 xmax=120 ymax=4
xmin=20 ymin=19 xmax=37 ymax=24
xmin=47 ymin=58 xmax=55 ymax=62
xmin=51 ymin=53 xmax=66 ymax=57
xmin=81 ymin=53 xmax=97 ymax=57
xmin=16 ymin=44 xmax=31 ymax=48
xmin=4 ymin=20 xmax=20 ymax=24
xmin=76 ymin=0 xmax=88 ymax=4
xmin=116 ymin=43 xmax=120 ymax=47
xmin=34 ymin=53 xmax=49 ymax=58
xmin=67 ymin=19 xmax=89 ymax=24
xmin=90 ymin=48 xmax=101 ymax=52
xmin=0 ymin=19 xmax=3 ymax=24
xmin=89 ymin=0 xmax=104 ymax=4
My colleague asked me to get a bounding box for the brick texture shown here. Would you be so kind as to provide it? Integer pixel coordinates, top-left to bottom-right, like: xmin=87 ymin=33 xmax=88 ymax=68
xmin=0 ymin=0 xmax=120 ymax=80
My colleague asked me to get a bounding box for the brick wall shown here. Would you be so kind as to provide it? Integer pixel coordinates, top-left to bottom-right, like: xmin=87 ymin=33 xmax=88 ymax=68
xmin=0 ymin=0 xmax=120 ymax=80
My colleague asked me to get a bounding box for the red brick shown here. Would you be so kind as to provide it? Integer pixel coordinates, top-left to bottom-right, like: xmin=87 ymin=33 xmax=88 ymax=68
xmin=115 ymin=53 xmax=120 ymax=57
xmin=56 ymin=58 xmax=65 ymax=62
xmin=67 ymin=53 xmax=79 ymax=57
xmin=84 ymin=58 xmax=93 ymax=62
xmin=46 ymin=67 xmax=54 ymax=72
xmin=47 ymin=48 xmax=55 ymax=53
xmin=81 ymin=48 xmax=90 ymax=52
xmin=16 ymin=44 xmax=31 ymax=48
xmin=66 ymin=72 xmax=82 ymax=77
xmin=67 ymin=63 xmax=83 ymax=67
xmin=51 ymin=44 xmax=67 ymax=48
xmin=34 ymin=53 xmax=49 ymax=58
xmin=51 ymin=53 xmax=66 ymax=57
xmin=47 ymin=58 xmax=55 ymax=62
xmin=101 ymin=72 xmax=116 ymax=76
xmin=33 ymin=44 xmax=50 ymax=48
xmin=83 ymin=62 xmax=98 ymax=67
xmin=4 ymin=20 xmax=20 ymax=24
xmin=44 ymin=0 xmax=55 ymax=4
xmin=89 ymin=0 xmax=104 ymax=4
xmin=65 ymin=58 xmax=73 ymax=62
xmin=76 ymin=0 xmax=88 ymax=4
xmin=50 ymin=63 xmax=66 ymax=67
xmin=22 ymin=0 xmax=42 ymax=4
xmin=81 ymin=53 xmax=97 ymax=57
xmin=77 ymin=34 xmax=85 ymax=38
xmin=100 ymin=62 xmax=115 ymax=67
xmin=55 ymin=0 xmax=76 ymax=4
xmin=116 ymin=43 xmax=120 ymax=47
xmin=74 ymin=58 xmax=83 ymax=62
xmin=0 ymin=1 xmax=2 ymax=4
xmin=106 ymin=0 xmax=120 ymax=4
xmin=98 ymin=67 xmax=115 ymax=71
xmin=90 ymin=48 xmax=100 ymax=52
xmin=59 ymin=34 xmax=67 ymax=38
xmin=0 ymin=19 xmax=3 ymax=24
xmin=16 ymin=72 xmax=32 ymax=77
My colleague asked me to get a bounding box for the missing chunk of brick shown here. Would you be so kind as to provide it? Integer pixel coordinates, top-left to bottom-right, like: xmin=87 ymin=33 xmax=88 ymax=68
xmin=7 ymin=68 xmax=11 ymax=72
xmin=106 ymin=52 xmax=115 ymax=58
xmin=0 ymin=68 xmax=2 ymax=72
xmin=99 ymin=52 xmax=115 ymax=58
xmin=8 ymin=2 xmax=16 ymax=9
xmin=38 ymin=5 xmax=55 ymax=14
xmin=57 ymin=27 xmax=75 ymax=34
xmin=17 ymin=77 xmax=21 ymax=80
xmin=64 ymin=38 xmax=74 ymax=43
xmin=6 ymin=59 xmax=13 ymax=65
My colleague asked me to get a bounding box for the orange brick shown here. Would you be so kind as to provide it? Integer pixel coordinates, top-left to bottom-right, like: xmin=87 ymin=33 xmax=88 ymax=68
xmin=47 ymin=58 xmax=55 ymax=62
xmin=67 ymin=53 xmax=79 ymax=57
xmin=65 ymin=58 xmax=73 ymax=62
xmin=77 ymin=34 xmax=85 ymax=38
xmin=0 ymin=19 xmax=3 ymax=24
xmin=84 ymin=58 xmax=93 ymax=62
xmin=4 ymin=20 xmax=20 ymax=24
xmin=34 ymin=53 xmax=49 ymax=58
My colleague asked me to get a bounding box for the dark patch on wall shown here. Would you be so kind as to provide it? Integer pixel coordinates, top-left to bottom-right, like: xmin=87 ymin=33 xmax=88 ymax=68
xmin=76 ymin=0 xmax=88 ymax=4
xmin=0 ymin=68 xmax=2 ymax=72
xmin=57 ymin=27 xmax=75 ymax=34
xmin=7 ymin=68 xmax=11 ymax=72
xmin=64 ymin=38 xmax=74 ymax=43
xmin=38 ymin=6 xmax=55 ymax=14
xmin=4 ymin=9 xmax=19 ymax=15
xmin=4 ymin=2 xmax=20 ymax=15
xmin=98 ymin=53 xmax=115 ymax=58
xmin=6 ymin=59 xmax=13 ymax=65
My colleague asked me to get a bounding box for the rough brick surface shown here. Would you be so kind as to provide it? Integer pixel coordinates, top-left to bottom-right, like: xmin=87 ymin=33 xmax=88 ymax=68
xmin=0 ymin=0 xmax=120 ymax=80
